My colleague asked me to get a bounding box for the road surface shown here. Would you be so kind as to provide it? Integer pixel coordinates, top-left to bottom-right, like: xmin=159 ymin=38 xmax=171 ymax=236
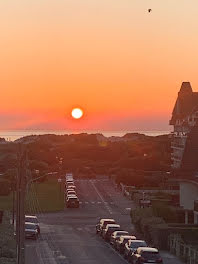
xmin=25 ymin=179 xmax=184 ymax=264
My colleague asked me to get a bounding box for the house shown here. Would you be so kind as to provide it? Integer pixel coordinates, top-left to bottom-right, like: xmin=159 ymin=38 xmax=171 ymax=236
xmin=170 ymin=82 xmax=198 ymax=223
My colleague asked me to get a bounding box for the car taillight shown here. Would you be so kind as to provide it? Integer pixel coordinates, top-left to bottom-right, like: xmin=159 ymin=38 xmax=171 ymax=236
xmin=156 ymin=258 xmax=163 ymax=263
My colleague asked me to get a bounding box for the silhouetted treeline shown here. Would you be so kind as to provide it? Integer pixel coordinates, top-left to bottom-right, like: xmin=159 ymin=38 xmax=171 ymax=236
xmin=0 ymin=133 xmax=171 ymax=189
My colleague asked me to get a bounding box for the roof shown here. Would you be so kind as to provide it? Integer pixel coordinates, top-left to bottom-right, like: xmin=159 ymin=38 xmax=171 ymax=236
xmin=120 ymin=235 xmax=136 ymax=239
xmin=106 ymin=224 xmax=120 ymax=228
xmin=138 ymin=247 xmax=158 ymax=252
xmin=100 ymin=218 xmax=115 ymax=222
xmin=129 ymin=240 xmax=145 ymax=243
xmin=25 ymin=215 xmax=37 ymax=218
xmin=25 ymin=222 xmax=37 ymax=225
xmin=170 ymin=82 xmax=198 ymax=125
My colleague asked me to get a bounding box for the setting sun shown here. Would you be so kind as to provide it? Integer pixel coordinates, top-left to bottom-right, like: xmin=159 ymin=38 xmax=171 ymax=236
xmin=71 ymin=108 xmax=83 ymax=119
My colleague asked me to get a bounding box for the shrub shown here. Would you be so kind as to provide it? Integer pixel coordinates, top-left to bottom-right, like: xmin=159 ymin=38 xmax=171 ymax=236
xmin=130 ymin=207 xmax=168 ymax=248
xmin=0 ymin=180 xmax=10 ymax=196
xmin=0 ymin=212 xmax=16 ymax=260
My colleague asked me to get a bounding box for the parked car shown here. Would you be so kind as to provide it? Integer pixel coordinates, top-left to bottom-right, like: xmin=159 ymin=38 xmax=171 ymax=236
xmin=131 ymin=247 xmax=163 ymax=264
xmin=67 ymin=190 xmax=76 ymax=196
xmin=25 ymin=222 xmax=38 ymax=240
xmin=66 ymin=194 xmax=78 ymax=200
xmin=66 ymin=188 xmax=76 ymax=192
xmin=124 ymin=240 xmax=147 ymax=260
xmin=110 ymin=231 xmax=129 ymax=247
xmin=66 ymin=196 xmax=79 ymax=208
xmin=67 ymin=184 xmax=76 ymax=189
xmin=103 ymin=224 xmax=121 ymax=241
xmin=25 ymin=215 xmax=40 ymax=234
xmin=96 ymin=218 xmax=116 ymax=234
xmin=115 ymin=235 xmax=136 ymax=253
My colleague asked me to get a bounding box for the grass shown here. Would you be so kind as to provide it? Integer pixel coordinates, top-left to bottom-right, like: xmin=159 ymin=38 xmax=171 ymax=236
xmin=25 ymin=179 xmax=65 ymax=213
xmin=0 ymin=179 xmax=64 ymax=213
xmin=0 ymin=193 xmax=13 ymax=211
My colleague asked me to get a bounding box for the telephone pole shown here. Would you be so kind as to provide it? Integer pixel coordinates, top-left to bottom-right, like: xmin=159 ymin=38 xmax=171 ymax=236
xmin=16 ymin=145 xmax=27 ymax=264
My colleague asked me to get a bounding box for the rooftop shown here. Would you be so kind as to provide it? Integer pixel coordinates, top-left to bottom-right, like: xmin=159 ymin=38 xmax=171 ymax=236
xmin=170 ymin=82 xmax=198 ymax=125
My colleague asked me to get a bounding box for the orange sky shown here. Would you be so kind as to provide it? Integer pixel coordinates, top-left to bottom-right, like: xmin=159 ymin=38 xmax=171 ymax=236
xmin=0 ymin=0 xmax=198 ymax=130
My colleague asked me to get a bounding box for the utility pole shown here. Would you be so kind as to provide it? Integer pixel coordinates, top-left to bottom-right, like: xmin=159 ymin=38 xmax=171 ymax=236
xmin=12 ymin=187 xmax=15 ymax=225
xmin=16 ymin=145 xmax=27 ymax=264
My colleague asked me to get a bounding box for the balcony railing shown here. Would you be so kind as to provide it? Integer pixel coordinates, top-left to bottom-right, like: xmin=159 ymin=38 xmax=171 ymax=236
xmin=171 ymin=143 xmax=185 ymax=149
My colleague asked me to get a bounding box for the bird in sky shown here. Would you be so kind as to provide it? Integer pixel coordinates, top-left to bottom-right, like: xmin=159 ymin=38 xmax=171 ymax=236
xmin=148 ymin=9 xmax=152 ymax=13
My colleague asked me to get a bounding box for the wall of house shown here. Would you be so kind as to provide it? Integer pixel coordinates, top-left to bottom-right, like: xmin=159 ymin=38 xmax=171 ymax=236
xmin=180 ymin=181 xmax=198 ymax=210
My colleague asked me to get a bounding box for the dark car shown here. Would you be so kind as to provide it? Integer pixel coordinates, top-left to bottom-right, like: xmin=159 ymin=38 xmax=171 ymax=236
xmin=25 ymin=215 xmax=40 ymax=234
xmin=131 ymin=247 xmax=163 ymax=264
xmin=66 ymin=196 xmax=79 ymax=208
xmin=96 ymin=218 xmax=116 ymax=234
xmin=124 ymin=240 xmax=147 ymax=260
xmin=115 ymin=235 xmax=136 ymax=253
xmin=103 ymin=224 xmax=121 ymax=241
xmin=25 ymin=222 xmax=38 ymax=240
xmin=110 ymin=231 xmax=129 ymax=247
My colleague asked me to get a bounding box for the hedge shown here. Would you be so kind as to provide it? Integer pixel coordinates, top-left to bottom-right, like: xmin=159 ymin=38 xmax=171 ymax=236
xmin=0 ymin=180 xmax=11 ymax=196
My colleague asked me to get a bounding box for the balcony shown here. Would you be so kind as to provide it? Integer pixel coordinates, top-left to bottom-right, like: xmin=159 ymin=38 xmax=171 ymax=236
xmin=171 ymin=143 xmax=185 ymax=149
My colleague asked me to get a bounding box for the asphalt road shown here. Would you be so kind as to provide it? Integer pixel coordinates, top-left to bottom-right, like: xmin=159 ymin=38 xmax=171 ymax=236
xmin=25 ymin=179 xmax=184 ymax=264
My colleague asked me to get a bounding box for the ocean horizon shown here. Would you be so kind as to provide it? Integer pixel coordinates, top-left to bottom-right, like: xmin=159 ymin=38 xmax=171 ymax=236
xmin=0 ymin=130 xmax=172 ymax=141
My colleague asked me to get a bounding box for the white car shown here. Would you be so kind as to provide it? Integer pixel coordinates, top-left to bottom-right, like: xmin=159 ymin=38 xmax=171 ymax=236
xmin=25 ymin=215 xmax=40 ymax=234
xmin=25 ymin=222 xmax=38 ymax=240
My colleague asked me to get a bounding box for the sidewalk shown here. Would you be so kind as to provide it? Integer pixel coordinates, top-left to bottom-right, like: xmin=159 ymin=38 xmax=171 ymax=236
xmin=160 ymin=250 xmax=185 ymax=264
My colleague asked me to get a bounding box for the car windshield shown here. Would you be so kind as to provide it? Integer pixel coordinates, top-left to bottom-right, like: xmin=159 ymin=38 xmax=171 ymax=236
xmin=116 ymin=232 xmax=127 ymax=236
xmin=109 ymin=227 xmax=119 ymax=232
xmin=130 ymin=242 xmax=147 ymax=248
xmin=103 ymin=221 xmax=115 ymax=227
xmin=25 ymin=224 xmax=37 ymax=230
xmin=25 ymin=217 xmax=38 ymax=223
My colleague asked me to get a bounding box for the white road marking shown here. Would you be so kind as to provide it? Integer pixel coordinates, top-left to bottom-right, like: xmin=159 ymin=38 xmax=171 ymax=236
xmin=90 ymin=180 xmax=113 ymax=215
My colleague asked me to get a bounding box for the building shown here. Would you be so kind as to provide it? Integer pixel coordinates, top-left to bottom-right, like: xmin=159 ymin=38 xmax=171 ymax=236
xmin=170 ymin=82 xmax=198 ymax=171
xmin=170 ymin=82 xmax=198 ymax=224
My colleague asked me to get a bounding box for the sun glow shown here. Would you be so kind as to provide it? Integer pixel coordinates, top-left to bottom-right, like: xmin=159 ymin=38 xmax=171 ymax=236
xmin=71 ymin=108 xmax=83 ymax=119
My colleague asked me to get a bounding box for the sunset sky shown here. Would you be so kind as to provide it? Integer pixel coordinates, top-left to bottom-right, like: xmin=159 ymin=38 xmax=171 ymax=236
xmin=0 ymin=0 xmax=198 ymax=131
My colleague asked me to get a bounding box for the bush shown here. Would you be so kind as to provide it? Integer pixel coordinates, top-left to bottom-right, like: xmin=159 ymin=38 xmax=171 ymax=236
xmin=0 ymin=180 xmax=10 ymax=196
xmin=0 ymin=212 xmax=16 ymax=260
xmin=130 ymin=207 xmax=168 ymax=249
xmin=140 ymin=217 xmax=166 ymax=244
